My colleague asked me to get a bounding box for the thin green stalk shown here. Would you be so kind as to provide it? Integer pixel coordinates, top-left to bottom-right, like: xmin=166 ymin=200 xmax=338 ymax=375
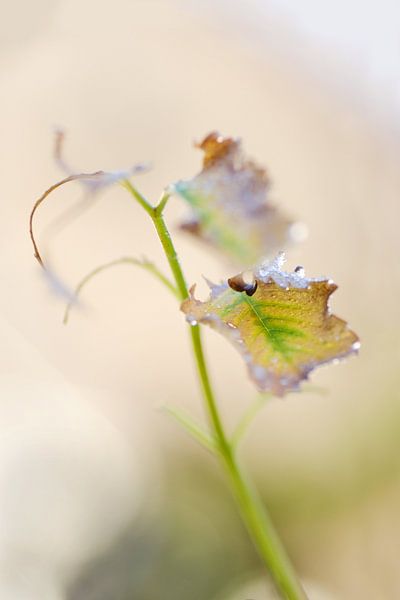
xmin=152 ymin=204 xmax=188 ymax=300
xmin=189 ymin=326 xmax=307 ymax=600
xmin=124 ymin=181 xmax=308 ymax=600
xmin=161 ymin=404 xmax=217 ymax=454
xmin=122 ymin=180 xmax=155 ymax=216
xmin=63 ymin=256 xmax=178 ymax=324
xmin=231 ymin=394 xmax=271 ymax=450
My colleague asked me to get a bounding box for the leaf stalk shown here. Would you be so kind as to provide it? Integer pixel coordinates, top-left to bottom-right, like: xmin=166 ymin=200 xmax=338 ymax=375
xmin=125 ymin=180 xmax=308 ymax=600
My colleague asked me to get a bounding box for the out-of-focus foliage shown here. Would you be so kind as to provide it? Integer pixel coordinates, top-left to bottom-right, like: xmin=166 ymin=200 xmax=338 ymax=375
xmin=173 ymin=132 xmax=296 ymax=267
xmin=67 ymin=454 xmax=260 ymax=600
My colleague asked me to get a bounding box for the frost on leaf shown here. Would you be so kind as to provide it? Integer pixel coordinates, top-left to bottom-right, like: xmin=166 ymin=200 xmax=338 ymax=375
xmin=173 ymin=132 xmax=299 ymax=267
xmin=181 ymin=254 xmax=359 ymax=396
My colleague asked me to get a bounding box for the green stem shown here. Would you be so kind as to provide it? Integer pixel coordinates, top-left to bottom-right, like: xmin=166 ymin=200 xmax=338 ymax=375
xmin=63 ymin=256 xmax=178 ymax=324
xmin=189 ymin=326 xmax=307 ymax=600
xmin=122 ymin=180 xmax=155 ymax=217
xmin=231 ymin=394 xmax=271 ymax=450
xmin=125 ymin=182 xmax=307 ymax=600
xmin=151 ymin=209 xmax=188 ymax=300
xmin=161 ymin=404 xmax=217 ymax=454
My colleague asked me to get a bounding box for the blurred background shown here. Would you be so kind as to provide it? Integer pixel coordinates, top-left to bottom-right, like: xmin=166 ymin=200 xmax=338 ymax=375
xmin=1 ymin=1 xmax=400 ymax=598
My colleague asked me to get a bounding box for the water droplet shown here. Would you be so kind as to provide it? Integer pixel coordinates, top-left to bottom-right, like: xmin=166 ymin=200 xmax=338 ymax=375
xmin=289 ymin=221 xmax=308 ymax=242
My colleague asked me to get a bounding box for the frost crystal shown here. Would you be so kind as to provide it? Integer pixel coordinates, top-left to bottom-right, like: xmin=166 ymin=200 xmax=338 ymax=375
xmin=255 ymin=252 xmax=326 ymax=289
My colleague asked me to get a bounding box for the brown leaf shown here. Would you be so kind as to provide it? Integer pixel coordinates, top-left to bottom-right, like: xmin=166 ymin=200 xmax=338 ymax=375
xmin=173 ymin=132 xmax=302 ymax=267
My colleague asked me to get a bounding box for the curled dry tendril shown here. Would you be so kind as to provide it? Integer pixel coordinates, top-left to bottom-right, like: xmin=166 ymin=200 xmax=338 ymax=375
xmin=29 ymin=172 xmax=105 ymax=267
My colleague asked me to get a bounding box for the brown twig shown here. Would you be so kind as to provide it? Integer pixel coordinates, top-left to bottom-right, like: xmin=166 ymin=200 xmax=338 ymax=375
xmin=29 ymin=172 xmax=104 ymax=267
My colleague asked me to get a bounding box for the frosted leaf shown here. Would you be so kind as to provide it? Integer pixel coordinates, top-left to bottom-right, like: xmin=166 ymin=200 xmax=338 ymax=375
xmin=173 ymin=132 xmax=299 ymax=267
xmin=182 ymin=259 xmax=359 ymax=396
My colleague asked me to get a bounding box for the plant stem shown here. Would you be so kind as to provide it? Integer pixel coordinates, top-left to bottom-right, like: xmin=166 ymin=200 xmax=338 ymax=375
xmin=161 ymin=404 xmax=217 ymax=454
xmin=231 ymin=394 xmax=271 ymax=450
xmin=125 ymin=182 xmax=308 ymax=600
xmin=189 ymin=324 xmax=307 ymax=600
xmin=63 ymin=256 xmax=178 ymax=324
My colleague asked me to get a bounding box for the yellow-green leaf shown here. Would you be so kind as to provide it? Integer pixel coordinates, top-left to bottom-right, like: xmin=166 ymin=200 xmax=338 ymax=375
xmin=181 ymin=254 xmax=359 ymax=396
xmin=173 ymin=132 xmax=301 ymax=267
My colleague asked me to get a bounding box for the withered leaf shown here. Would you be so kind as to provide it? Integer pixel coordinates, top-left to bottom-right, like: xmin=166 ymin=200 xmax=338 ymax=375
xmin=173 ymin=132 xmax=300 ymax=267
xmin=54 ymin=129 xmax=150 ymax=193
xmin=30 ymin=132 xmax=149 ymax=269
xmin=181 ymin=254 xmax=359 ymax=396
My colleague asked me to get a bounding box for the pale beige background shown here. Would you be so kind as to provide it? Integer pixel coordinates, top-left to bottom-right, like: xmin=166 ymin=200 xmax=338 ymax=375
xmin=1 ymin=1 xmax=400 ymax=598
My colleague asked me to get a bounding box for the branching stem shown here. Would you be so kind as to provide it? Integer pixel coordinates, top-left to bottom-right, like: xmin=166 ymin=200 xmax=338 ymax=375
xmin=63 ymin=256 xmax=178 ymax=324
xmin=124 ymin=181 xmax=307 ymax=600
xmin=161 ymin=404 xmax=217 ymax=454
xmin=231 ymin=394 xmax=271 ymax=450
